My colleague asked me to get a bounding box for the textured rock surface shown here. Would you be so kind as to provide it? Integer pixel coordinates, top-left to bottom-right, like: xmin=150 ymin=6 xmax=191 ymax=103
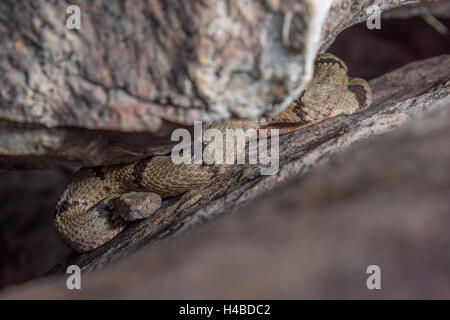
xmin=2 ymin=94 xmax=449 ymax=299
xmin=0 ymin=0 xmax=412 ymax=170
xmin=0 ymin=121 xmax=182 ymax=170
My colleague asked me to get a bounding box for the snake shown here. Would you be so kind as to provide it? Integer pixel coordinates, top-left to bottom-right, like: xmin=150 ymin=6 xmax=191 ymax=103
xmin=54 ymin=53 xmax=373 ymax=252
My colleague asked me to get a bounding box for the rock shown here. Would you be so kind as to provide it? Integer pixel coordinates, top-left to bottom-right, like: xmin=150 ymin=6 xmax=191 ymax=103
xmin=0 ymin=0 xmax=413 ymax=170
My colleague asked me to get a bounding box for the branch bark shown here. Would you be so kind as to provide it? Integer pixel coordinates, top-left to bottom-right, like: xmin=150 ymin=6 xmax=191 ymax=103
xmin=49 ymin=54 xmax=450 ymax=274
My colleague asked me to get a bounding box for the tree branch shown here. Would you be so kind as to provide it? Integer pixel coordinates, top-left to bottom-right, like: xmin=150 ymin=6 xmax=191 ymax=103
xmin=49 ymin=54 xmax=450 ymax=273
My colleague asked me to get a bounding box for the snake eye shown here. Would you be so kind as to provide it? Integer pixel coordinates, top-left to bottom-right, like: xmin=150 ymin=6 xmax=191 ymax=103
xmin=293 ymin=102 xmax=308 ymax=122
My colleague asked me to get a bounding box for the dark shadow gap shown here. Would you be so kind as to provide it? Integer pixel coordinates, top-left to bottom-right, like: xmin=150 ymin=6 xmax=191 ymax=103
xmin=328 ymin=16 xmax=450 ymax=80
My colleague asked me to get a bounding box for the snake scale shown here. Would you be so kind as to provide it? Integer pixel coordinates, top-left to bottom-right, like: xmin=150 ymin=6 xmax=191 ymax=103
xmin=54 ymin=53 xmax=373 ymax=252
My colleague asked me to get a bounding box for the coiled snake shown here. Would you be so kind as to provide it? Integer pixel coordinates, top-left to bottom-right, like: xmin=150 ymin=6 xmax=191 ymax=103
xmin=54 ymin=53 xmax=373 ymax=252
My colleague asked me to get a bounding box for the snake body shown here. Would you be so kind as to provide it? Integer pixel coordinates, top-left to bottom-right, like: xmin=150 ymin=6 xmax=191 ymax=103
xmin=54 ymin=54 xmax=373 ymax=252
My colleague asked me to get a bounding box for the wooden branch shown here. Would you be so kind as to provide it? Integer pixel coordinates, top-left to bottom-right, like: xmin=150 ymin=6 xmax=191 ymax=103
xmin=49 ymin=54 xmax=450 ymax=274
